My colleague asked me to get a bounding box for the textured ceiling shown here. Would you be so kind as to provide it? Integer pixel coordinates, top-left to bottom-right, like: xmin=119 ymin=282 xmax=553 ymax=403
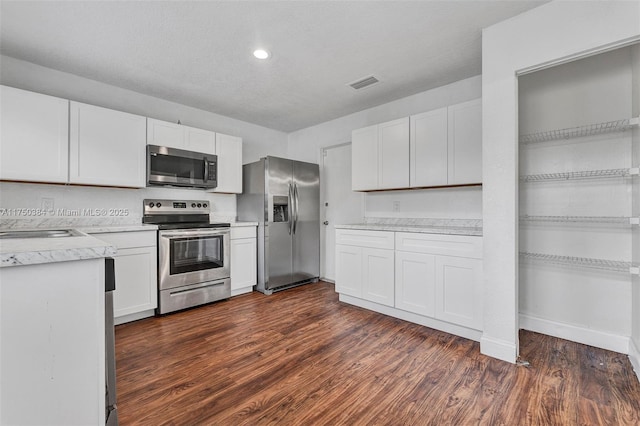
xmin=0 ymin=1 xmax=546 ymax=132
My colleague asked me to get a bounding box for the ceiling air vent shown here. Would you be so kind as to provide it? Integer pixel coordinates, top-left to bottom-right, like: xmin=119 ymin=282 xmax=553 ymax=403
xmin=348 ymin=75 xmax=380 ymax=90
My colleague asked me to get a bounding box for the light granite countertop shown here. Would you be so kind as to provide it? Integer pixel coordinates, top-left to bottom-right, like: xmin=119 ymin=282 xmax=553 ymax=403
xmin=335 ymin=218 xmax=483 ymax=237
xmin=229 ymin=221 xmax=258 ymax=227
xmin=0 ymin=231 xmax=117 ymax=268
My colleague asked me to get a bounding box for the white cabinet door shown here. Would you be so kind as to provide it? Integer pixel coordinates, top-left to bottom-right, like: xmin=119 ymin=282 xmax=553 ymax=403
xmin=448 ymin=99 xmax=482 ymax=185
xmin=69 ymin=102 xmax=146 ymax=187
xmin=435 ymin=256 xmax=483 ymax=330
xmin=395 ymin=251 xmax=436 ymax=317
xmin=335 ymin=244 xmax=363 ymax=297
xmin=113 ymin=246 xmax=157 ymax=318
xmin=0 ymin=85 xmax=69 ymax=183
xmin=362 ymin=247 xmax=395 ymax=307
xmin=410 ymin=107 xmax=448 ymax=187
xmin=146 ymin=118 xmax=185 ymax=149
xmin=185 ymin=126 xmax=216 ymax=154
xmin=351 ymin=124 xmax=379 ymax=191
xmin=378 ymin=117 xmax=409 ymax=189
xmin=213 ymin=133 xmax=243 ymax=193
xmin=231 ymin=237 xmax=257 ymax=294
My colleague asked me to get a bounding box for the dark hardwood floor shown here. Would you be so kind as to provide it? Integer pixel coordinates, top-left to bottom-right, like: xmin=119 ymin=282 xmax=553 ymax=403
xmin=115 ymin=281 xmax=640 ymax=425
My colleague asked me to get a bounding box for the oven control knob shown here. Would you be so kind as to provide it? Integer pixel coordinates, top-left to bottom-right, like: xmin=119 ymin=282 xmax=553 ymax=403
xmin=149 ymin=202 xmax=155 ymax=208
xmin=191 ymin=203 xmax=196 ymax=208
xmin=156 ymin=202 xmax=162 ymax=208
xmin=197 ymin=203 xmax=202 ymax=208
xmin=203 ymin=203 xmax=208 ymax=208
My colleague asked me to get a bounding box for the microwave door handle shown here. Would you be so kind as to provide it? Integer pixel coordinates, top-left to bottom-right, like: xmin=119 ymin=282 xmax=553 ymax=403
xmin=203 ymin=157 xmax=209 ymax=182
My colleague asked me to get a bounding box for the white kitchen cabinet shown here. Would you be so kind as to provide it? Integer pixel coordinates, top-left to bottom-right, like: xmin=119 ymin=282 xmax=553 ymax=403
xmin=0 ymin=85 xmax=69 ymax=183
xmin=361 ymin=247 xmax=395 ymax=307
xmin=91 ymin=231 xmax=157 ymax=325
xmin=435 ymin=255 xmax=483 ymax=330
xmin=409 ymin=98 xmax=482 ymax=188
xmin=230 ymin=226 xmax=257 ymax=296
xmin=212 ymin=133 xmax=243 ymax=193
xmin=447 ymin=98 xmax=482 ymax=185
xmin=69 ymin=101 xmax=146 ymax=187
xmin=395 ymin=251 xmax=436 ymax=317
xmin=0 ymin=258 xmax=105 ymax=425
xmin=147 ymin=118 xmax=216 ymax=154
xmin=335 ymin=229 xmax=394 ymax=306
xmin=410 ymin=107 xmax=448 ymax=187
xmin=335 ymin=244 xmax=363 ymax=298
xmin=352 ymin=118 xmax=409 ymax=191
xmin=351 ymin=124 xmax=379 ymax=191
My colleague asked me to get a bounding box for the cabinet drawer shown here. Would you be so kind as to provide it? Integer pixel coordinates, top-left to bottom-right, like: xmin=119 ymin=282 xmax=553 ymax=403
xmin=231 ymin=226 xmax=256 ymax=240
xmin=336 ymin=229 xmax=394 ymax=249
xmin=91 ymin=230 xmax=156 ymax=249
xmin=395 ymin=232 xmax=482 ymax=259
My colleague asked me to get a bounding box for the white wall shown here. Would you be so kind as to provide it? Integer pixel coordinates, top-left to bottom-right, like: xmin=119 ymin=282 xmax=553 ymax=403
xmin=518 ymin=47 xmax=634 ymax=353
xmin=287 ymin=75 xmax=482 ymax=220
xmin=482 ymin=0 xmax=640 ymax=363
xmin=0 ymin=55 xmax=288 ymax=220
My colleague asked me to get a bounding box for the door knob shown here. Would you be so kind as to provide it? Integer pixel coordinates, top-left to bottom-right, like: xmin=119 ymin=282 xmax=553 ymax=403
xmin=323 ymin=221 xmax=329 ymax=225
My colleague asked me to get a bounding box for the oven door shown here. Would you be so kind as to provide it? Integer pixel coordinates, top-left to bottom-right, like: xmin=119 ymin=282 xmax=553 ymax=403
xmin=158 ymin=228 xmax=230 ymax=291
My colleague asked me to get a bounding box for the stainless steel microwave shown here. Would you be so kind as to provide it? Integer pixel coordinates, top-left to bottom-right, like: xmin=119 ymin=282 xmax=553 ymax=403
xmin=147 ymin=145 xmax=217 ymax=189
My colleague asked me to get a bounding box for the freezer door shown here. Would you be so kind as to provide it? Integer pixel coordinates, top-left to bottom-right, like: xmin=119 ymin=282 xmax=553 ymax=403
xmin=265 ymin=156 xmax=294 ymax=289
xmin=292 ymin=160 xmax=320 ymax=282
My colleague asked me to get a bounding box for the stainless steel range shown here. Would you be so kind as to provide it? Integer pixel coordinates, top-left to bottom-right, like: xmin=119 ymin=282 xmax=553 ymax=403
xmin=143 ymin=199 xmax=230 ymax=314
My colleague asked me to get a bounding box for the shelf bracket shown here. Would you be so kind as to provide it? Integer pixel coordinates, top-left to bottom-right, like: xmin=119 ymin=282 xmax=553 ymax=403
xmin=629 ymin=168 xmax=640 ymax=176
xmin=630 ymin=117 xmax=639 ymax=127
xmin=630 ymin=266 xmax=640 ymax=276
xmin=631 ymin=218 xmax=640 ymax=225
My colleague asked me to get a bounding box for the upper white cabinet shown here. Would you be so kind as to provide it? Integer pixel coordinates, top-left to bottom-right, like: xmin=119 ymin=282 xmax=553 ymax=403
xmin=352 ymin=117 xmax=409 ymax=191
xmin=69 ymin=101 xmax=146 ymax=187
xmin=212 ymin=133 xmax=243 ymax=194
xmin=410 ymin=107 xmax=448 ymax=187
xmin=447 ymin=99 xmax=482 ymax=185
xmin=352 ymin=99 xmax=481 ymax=191
xmin=147 ymin=118 xmax=216 ymax=154
xmin=411 ymin=98 xmax=482 ymax=187
xmin=0 ymin=85 xmax=69 ymax=183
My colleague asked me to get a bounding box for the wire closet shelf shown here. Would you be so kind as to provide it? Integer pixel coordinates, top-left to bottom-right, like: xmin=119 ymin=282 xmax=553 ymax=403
xmin=519 ymin=215 xmax=634 ymax=224
xmin=520 ymin=168 xmax=638 ymax=182
xmin=519 ymin=252 xmax=638 ymax=274
xmin=519 ymin=117 xmax=639 ymax=144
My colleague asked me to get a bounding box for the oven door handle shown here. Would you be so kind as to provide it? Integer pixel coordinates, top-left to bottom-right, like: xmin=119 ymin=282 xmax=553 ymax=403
xmin=160 ymin=230 xmax=228 ymax=239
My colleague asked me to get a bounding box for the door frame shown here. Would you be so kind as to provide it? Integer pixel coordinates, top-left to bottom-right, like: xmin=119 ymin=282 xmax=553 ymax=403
xmin=319 ymin=142 xmax=365 ymax=282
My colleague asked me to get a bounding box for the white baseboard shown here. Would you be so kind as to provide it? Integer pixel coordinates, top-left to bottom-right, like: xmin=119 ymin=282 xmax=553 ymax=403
xmin=320 ymin=277 xmax=335 ymax=284
xmin=629 ymin=338 xmax=640 ymax=384
xmin=114 ymin=309 xmax=155 ymax=326
xmin=339 ymin=294 xmax=482 ymax=342
xmin=519 ymin=313 xmax=629 ymax=355
xmin=480 ymin=335 xmax=518 ymax=364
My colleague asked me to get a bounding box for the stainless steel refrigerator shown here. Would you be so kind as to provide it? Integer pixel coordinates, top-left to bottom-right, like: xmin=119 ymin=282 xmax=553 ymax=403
xmin=237 ymin=156 xmax=320 ymax=294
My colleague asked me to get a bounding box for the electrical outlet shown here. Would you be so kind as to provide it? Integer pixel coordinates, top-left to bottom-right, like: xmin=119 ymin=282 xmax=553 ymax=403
xmin=392 ymin=201 xmax=400 ymax=212
xmin=41 ymin=197 xmax=55 ymax=212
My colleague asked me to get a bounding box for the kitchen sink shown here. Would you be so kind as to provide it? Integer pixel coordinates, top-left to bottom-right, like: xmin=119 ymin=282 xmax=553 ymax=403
xmin=0 ymin=229 xmax=85 ymax=239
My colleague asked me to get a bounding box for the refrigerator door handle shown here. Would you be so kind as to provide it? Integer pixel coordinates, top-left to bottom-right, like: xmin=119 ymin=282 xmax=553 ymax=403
xmin=293 ymin=183 xmax=299 ymax=234
xmin=287 ymin=183 xmax=293 ymax=235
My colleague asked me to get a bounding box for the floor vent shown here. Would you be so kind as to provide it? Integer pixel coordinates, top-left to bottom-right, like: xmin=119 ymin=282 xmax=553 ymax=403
xmin=348 ymin=75 xmax=380 ymax=90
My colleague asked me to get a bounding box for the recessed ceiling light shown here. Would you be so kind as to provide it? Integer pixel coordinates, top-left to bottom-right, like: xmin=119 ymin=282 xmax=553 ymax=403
xmin=253 ymin=49 xmax=270 ymax=60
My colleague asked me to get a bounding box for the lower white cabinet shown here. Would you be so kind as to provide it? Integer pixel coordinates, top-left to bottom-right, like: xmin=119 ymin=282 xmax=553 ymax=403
xmin=395 ymin=251 xmax=436 ymax=317
xmin=336 ymin=228 xmax=483 ymax=339
xmin=435 ymin=255 xmax=483 ymax=329
xmin=335 ymin=229 xmax=395 ymax=307
xmin=0 ymin=258 xmax=105 ymax=425
xmin=230 ymin=225 xmax=257 ymax=296
xmin=90 ymin=230 xmax=157 ymax=325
